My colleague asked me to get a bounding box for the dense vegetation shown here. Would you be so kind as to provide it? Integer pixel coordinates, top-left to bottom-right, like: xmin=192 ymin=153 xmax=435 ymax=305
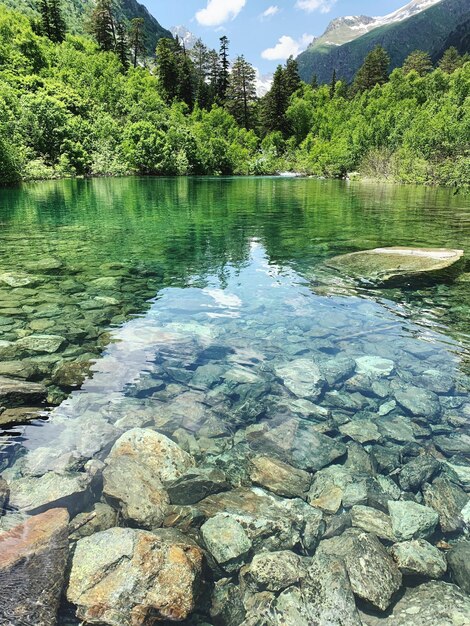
xmin=0 ymin=2 xmax=469 ymax=188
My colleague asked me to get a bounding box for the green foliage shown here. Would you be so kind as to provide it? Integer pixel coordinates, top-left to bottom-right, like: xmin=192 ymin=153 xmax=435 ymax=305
xmin=352 ymin=46 xmax=390 ymax=94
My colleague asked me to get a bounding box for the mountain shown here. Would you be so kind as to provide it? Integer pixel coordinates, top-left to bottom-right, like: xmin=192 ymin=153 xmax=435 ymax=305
xmin=297 ymin=0 xmax=469 ymax=84
xmin=0 ymin=0 xmax=172 ymax=53
xmin=171 ymin=25 xmax=198 ymax=50
xmin=434 ymin=17 xmax=470 ymax=59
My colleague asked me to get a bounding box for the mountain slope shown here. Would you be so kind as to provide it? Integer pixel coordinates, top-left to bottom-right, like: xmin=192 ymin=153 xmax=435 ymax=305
xmin=0 ymin=0 xmax=172 ymax=53
xmin=434 ymin=17 xmax=470 ymax=59
xmin=298 ymin=0 xmax=469 ymax=83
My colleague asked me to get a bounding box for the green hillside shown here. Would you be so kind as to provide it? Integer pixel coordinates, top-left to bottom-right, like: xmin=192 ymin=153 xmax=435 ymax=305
xmin=297 ymin=0 xmax=470 ymax=83
xmin=0 ymin=0 xmax=172 ymax=53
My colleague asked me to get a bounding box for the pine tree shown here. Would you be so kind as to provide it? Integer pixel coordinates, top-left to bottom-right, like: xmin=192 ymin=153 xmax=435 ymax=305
xmin=226 ymin=55 xmax=257 ymax=129
xmin=439 ymin=47 xmax=463 ymax=74
xmin=218 ymin=35 xmax=230 ymax=103
xmin=262 ymin=65 xmax=289 ymax=135
xmin=39 ymin=0 xmax=52 ymax=40
xmin=207 ymin=49 xmax=221 ymax=103
xmin=129 ymin=17 xmax=146 ymax=68
xmin=178 ymin=48 xmax=195 ymax=110
xmin=310 ymin=73 xmax=319 ymax=89
xmin=402 ymin=50 xmax=433 ymax=76
xmin=329 ymin=69 xmax=337 ymax=99
xmin=155 ymin=38 xmax=180 ymax=103
xmin=191 ymin=39 xmax=212 ymax=108
xmin=284 ymin=56 xmax=302 ymax=97
xmin=115 ymin=21 xmax=129 ymax=70
xmin=89 ymin=0 xmax=116 ymax=52
xmin=49 ymin=0 xmax=66 ymax=43
xmin=352 ymin=46 xmax=390 ymax=94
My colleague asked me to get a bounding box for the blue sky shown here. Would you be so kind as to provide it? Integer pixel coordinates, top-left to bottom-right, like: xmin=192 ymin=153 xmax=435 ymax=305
xmin=143 ymin=0 xmax=410 ymax=73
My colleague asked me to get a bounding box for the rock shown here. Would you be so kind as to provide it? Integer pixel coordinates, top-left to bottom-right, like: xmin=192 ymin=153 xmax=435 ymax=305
xmin=210 ymin=578 xmax=246 ymax=626
xmin=0 ymin=406 xmax=46 ymax=427
xmin=433 ymin=433 xmax=470 ymax=457
xmin=350 ymin=505 xmax=396 ymax=541
xmin=16 ymin=334 xmax=66 ymax=354
xmin=310 ymin=485 xmax=343 ymax=514
xmin=388 ymin=500 xmax=439 ymax=541
xmin=340 ymin=419 xmax=382 ymax=444
xmin=247 ymin=418 xmax=346 ymax=472
xmin=395 ymin=385 xmax=441 ymax=422
xmin=447 ymin=541 xmax=470 ymax=594
xmin=317 ymin=529 xmax=402 ymax=611
xmin=398 ymin=454 xmax=441 ymax=492
xmin=201 ymin=514 xmax=252 ymax=573
xmin=376 ymin=415 xmax=416 ymax=444
xmin=360 ymin=581 xmax=470 ymax=626
xmin=325 ymin=247 xmax=464 ymax=287
xmin=391 ymin=539 xmax=447 ymax=578
xmin=0 ymin=377 xmax=47 ymax=408
xmin=52 ymin=360 xmax=92 ymax=388
xmin=308 ymin=465 xmax=386 ymax=511
xmin=0 ymin=272 xmax=41 ymax=287
xmin=67 ymin=527 xmax=203 ymax=625
xmin=423 ymin=477 xmax=468 ymax=533
xmin=249 ymin=455 xmax=310 ymax=498
xmin=69 ymin=503 xmax=118 ymax=541
xmin=318 ymin=356 xmax=356 ymax=387
xmin=102 ymin=428 xmax=194 ymax=528
xmin=0 ymin=360 xmax=39 ymax=379
xmin=241 ymin=551 xmax=306 ymax=593
xmin=24 ymin=257 xmax=63 ymax=272
xmin=274 ymin=359 xmax=325 ymax=399
xmin=0 ymin=508 xmax=69 ymax=626
xmin=7 ymin=463 xmax=101 ymax=516
xmin=355 ymin=356 xmax=395 ymax=378
xmin=167 ymin=468 xmax=230 ymax=505
xmin=0 ymin=477 xmax=8 ymax=512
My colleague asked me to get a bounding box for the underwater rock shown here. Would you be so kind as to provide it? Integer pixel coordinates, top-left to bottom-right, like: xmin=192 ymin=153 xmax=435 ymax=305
xmin=167 ymin=468 xmax=230 ymax=505
xmin=248 ymin=455 xmax=311 ymax=499
xmin=398 ymin=454 xmax=441 ymax=492
xmin=0 ymin=406 xmax=46 ymax=427
xmin=16 ymin=334 xmax=66 ymax=354
xmin=355 ymin=356 xmax=395 ymax=378
xmin=274 ymin=359 xmax=325 ymax=399
xmin=24 ymin=257 xmax=63 ymax=273
xmin=317 ymin=529 xmax=402 ymax=611
xmin=388 ymin=500 xmax=439 ymax=541
xmin=390 ymin=539 xmax=447 ymax=579
xmin=201 ymin=514 xmax=252 ymax=573
xmin=395 ymin=385 xmax=441 ymax=422
xmin=339 ymin=419 xmax=382 ymax=444
xmin=423 ymin=477 xmax=468 ymax=533
xmin=350 ymin=505 xmax=396 ymax=541
xmin=325 ymin=247 xmax=464 ymax=287
xmin=67 ymin=527 xmax=203 ymax=625
xmin=0 ymin=508 xmax=69 ymax=626
xmin=0 ymin=376 xmax=47 ymax=408
xmin=361 ymin=581 xmax=470 ymax=626
xmin=69 ymin=502 xmax=118 ymax=541
xmin=241 ymin=550 xmax=307 ymax=593
xmin=447 ymin=541 xmax=470 ymax=594
xmin=210 ymin=578 xmax=246 ymax=626
xmin=0 ymin=477 xmax=9 ymax=513
xmin=52 ymin=359 xmax=93 ymax=389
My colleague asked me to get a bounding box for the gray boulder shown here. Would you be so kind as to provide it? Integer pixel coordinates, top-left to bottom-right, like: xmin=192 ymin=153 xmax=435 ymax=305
xmin=69 ymin=503 xmax=118 ymax=541
xmin=391 ymin=539 xmax=447 ymax=579
xmin=447 ymin=541 xmax=470 ymax=594
xmin=275 ymin=359 xmax=325 ymax=399
xmin=350 ymin=505 xmax=396 ymax=541
xmin=249 ymin=455 xmax=311 ymax=499
xmin=423 ymin=477 xmax=468 ymax=533
xmin=167 ymin=468 xmax=230 ymax=505
xmin=241 ymin=551 xmax=306 ymax=593
xmin=388 ymin=500 xmax=439 ymax=541
xmin=395 ymin=385 xmax=441 ymax=422
xmin=398 ymin=454 xmax=441 ymax=492
xmin=201 ymin=514 xmax=252 ymax=573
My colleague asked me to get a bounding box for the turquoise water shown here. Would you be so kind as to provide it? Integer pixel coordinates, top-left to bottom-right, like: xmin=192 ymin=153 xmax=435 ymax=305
xmin=0 ymin=177 xmax=469 ymax=624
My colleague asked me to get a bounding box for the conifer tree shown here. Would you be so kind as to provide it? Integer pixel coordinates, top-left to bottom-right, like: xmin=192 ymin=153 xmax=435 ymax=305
xmin=310 ymin=73 xmax=319 ymax=89
xmin=352 ymin=46 xmax=390 ymax=94
xmin=39 ymin=0 xmax=52 ymax=39
xmin=49 ymin=0 xmax=66 ymax=43
xmin=227 ymin=55 xmax=257 ymax=129
xmin=178 ymin=47 xmax=195 ymax=110
xmin=284 ymin=56 xmax=302 ymax=97
xmin=129 ymin=17 xmax=146 ymax=68
xmin=115 ymin=21 xmax=129 ymax=70
xmin=262 ymin=65 xmax=289 ymax=135
xmin=155 ymin=38 xmax=180 ymax=103
xmin=207 ymin=49 xmax=221 ymax=103
xmin=402 ymin=50 xmax=433 ymax=76
xmin=329 ymin=69 xmax=337 ymax=99
xmin=218 ymin=35 xmax=230 ymax=103
xmin=89 ymin=0 xmax=116 ymax=52
xmin=439 ymin=47 xmax=463 ymax=74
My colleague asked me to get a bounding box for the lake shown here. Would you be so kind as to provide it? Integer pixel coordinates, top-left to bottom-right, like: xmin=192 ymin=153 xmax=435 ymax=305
xmin=0 ymin=177 xmax=469 ymax=625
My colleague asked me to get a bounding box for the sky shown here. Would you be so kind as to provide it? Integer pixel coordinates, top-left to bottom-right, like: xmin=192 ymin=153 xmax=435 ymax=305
xmin=143 ymin=0 xmax=412 ymax=74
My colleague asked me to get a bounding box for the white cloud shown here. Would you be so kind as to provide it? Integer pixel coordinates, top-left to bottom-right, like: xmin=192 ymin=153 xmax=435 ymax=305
xmin=261 ymin=5 xmax=280 ymax=19
xmin=261 ymin=34 xmax=314 ymax=61
xmin=296 ymin=0 xmax=337 ymax=13
xmin=196 ymin=0 xmax=246 ymax=27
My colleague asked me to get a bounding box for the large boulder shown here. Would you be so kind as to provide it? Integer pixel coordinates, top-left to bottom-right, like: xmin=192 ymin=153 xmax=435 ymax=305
xmin=390 ymin=539 xmax=447 ymax=579
xmin=0 ymin=508 xmax=69 ymax=626
xmin=423 ymin=477 xmax=468 ymax=533
xmin=67 ymin=527 xmax=204 ymax=625
xmin=248 ymin=455 xmax=311 ymax=499
xmin=201 ymin=514 xmax=252 ymax=573
xmin=447 ymin=541 xmax=470 ymax=594
xmin=388 ymin=500 xmax=439 ymax=541
xmin=103 ymin=428 xmax=194 ymax=528
xmin=274 ymin=359 xmax=325 ymax=399
xmin=325 ymin=247 xmax=464 ymax=287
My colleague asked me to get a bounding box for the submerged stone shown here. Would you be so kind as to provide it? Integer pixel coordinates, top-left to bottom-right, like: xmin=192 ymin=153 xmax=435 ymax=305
xmin=423 ymin=477 xmax=468 ymax=533
xmin=326 ymin=247 xmax=464 ymax=287
xmin=274 ymin=359 xmax=325 ymax=399
xmin=388 ymin=500 xmax=439 ymax=541
xmin=0 ymin=508 xmax=69 ymax=626
xmin=0 ymin=377 xmax=47 ymax=408
xmin=350 ymin=505 xmax=396 ymax=541
xmin=67 ymin=527 xmax=203 ymax=625
xmin=391 ymin=539 xmax=447 ymax=579
xmin=16 ymin=334 xmax=66 ymax=354
xmin=447 ymin=541 xmax=470 ymax=594
xmin=201 ymin=514 xmax=252 ymax=573
xmin=166 ymin=468 xmax=230 ymax=505
xmin=398 ymin=454 xmax=441 ymax=492
xmin=249 ymin=455 xmax=311 ymax=499
xmin=241 ymin=550 xmax=306 ymax=593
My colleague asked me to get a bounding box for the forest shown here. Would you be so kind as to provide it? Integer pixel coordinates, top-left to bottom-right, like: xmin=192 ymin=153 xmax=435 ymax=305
xmin=0 ymin=0 xmax=469 ymax=188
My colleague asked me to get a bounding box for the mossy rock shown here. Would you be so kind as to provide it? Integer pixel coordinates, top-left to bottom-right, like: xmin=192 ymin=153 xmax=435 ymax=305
xmin=325 ymin=247 xmax=464 ymax=287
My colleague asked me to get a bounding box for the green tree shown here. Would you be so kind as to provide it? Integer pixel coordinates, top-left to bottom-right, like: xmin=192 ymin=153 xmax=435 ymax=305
xmin=218 ymin=35 xmax=230 ymax=103
xmin=226 ymin=55 xmax=257 ymax=129
xmin=329 ymin=69 xmax=336 ymax=99
xmin=177 ymin=48 xmax=194 ymax=110
xmin=402 ymin=50 xmax=433 ymax=76
xmin=129 ymin=17 xmax=146 ymax=69
xmin=262 ymin=65 xmax=289 ymax=136
xmin=439 ymin=47 xmax=463 ymax=74
xmin=352 ymin=46 xmax=390 ymax=94
xmin=89 ymin=0 xmax=116 ymax=52
xmin=155 ymin=38 xmax=180 ymax=102
xmin=49 ymin=0 xmax=66 ymax=43
xmin=284 ymin=56 xmax=302 ymax=96
xmin=115 ymin=21 xmax=129 ymax=70
xmin=310 ymin=73 xmax=318 ymax=89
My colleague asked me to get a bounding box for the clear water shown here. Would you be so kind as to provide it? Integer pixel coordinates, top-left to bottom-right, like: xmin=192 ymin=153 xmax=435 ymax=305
xmin=0 ymin=177 xmax=469 ymax=623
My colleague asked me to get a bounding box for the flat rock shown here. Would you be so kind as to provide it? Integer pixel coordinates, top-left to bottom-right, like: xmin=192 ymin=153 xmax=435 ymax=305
xmin=275 ymin=359 xmax=325 ymax=399
xmin=423 ymin=477 xmax=468 ymax=533
xmin=340 ymin=419 xmax=382 ymax=444
xmin=247 ymin=418 xmax=346 ymax=472
xmin=326 ymin=247 xmax=464 ymax=287
xmin=16 ymin=334 xmax=66 ymax=354
xmin=350 ymin=505 xmax=396 ymax=541
xmin=0 ymin=406 xmax=46 ymax=427
xmin=318 ymin=356 xmax=356 ymax=387
xmin=317 ymin=529 xmax=402 ymax=610
xmin=395 ymin=385 xmax=441 ymax=422
xmin=360 ymin=581 xmax=470 ymax=626
xmin=388 ymin=500 xmax=439 ymax=541
xmin=391 ymin=539 xmax=447 ymax=578
xmin=249 ymin=455 xmax=311 ymax=498
xmin=167 ymin=468 xmax=230 ymax=505
xmin=355 ymin=356 xmax=395 ymax=378
xmin=202 ymin=514 xmax=252 ymax=573
xmin=376 ymin=415 xmax=416 ymax=444
xmin=0 ymin=508 xmax=69 ymax=626
xmin=447 ymin=541 xmax=470 ymax=594
xmin=0 ymin=377 xmax=47 ymax=408
xmin=67 ymin=527 xmax=203 ymax=625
